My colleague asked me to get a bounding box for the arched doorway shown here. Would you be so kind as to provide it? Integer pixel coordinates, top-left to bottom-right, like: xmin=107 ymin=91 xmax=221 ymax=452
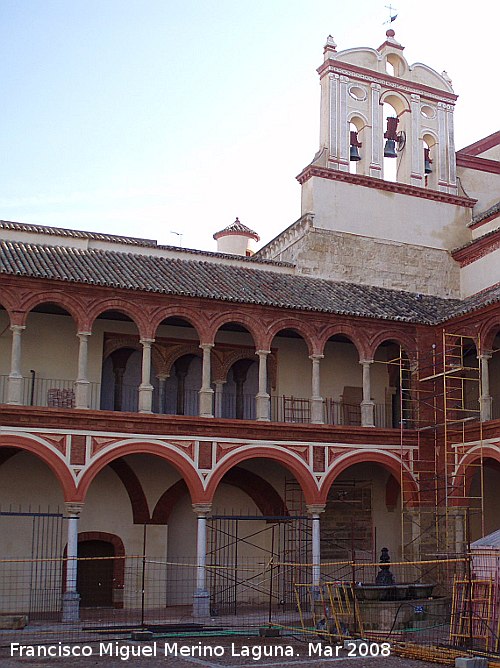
xmin=77 ymin=540 xmax=114 ymax=607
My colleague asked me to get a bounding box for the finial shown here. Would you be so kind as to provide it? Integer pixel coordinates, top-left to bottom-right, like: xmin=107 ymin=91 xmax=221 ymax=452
xmin=386 ymin=28 xmax=395 ymax=38
xmin=323 ymin=35 xmax=337 ymax=60
xmin=441 ymin=70 xmax=452 ymax=85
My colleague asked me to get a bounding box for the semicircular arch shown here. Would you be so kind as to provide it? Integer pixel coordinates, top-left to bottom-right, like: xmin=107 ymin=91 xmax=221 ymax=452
xmin=205 ymin=447 xmax=318 ymax=505
xmin=75 ymin=441 xmax=204 ymax=504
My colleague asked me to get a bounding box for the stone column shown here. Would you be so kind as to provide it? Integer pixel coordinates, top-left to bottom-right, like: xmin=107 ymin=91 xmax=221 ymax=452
xmin=307 ymin=504 xmax=325 ymax=590
xmin=157 ymin=373 xmax=168 ymax=414
xmin=192 ymin=503 xmax=212 ymax=617
xmin=74 ymin=332 xmax=91 ymax=409
xmin=360 ymin=360 xmax=375 ymax=427
xmin=214 ymin=380 xmax=225 ymax=418
xmin=410 ymin=93 xmax=422 ymax=187
xmin=138 ymin=339 xmax=154 ymax=413
xmin=479 ymin=352 xmax=492 ymax=422
xmin=62 ymin=502 xmax=84 ymax=622
xmin=310 ymin=354 xmax=324 ymax=424
xmin=255 ymin=350 xmax=270 ymax=421
xmin=370 ymin=83 xmax=382 ymax=177
xmin=7 ymin=324 xmax=25 ymax=405
xmin=199 ymin=344 xmax=214 ymax=418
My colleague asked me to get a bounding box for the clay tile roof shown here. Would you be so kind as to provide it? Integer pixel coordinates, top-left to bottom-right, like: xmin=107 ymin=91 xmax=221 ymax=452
xmin=469 ymin=201 xmax=500 ymax=228
xmin=0 ymin=238 xmax=478 ymax=324
xmin=213 ymin=218 xmax=260 ymax=241
xmin=0 ymin=219 xmax=157 ymax=247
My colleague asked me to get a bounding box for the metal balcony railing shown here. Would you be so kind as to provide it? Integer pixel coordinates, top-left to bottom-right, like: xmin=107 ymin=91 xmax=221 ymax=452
xmin=0 ymin=375 xmax=101 ymax=409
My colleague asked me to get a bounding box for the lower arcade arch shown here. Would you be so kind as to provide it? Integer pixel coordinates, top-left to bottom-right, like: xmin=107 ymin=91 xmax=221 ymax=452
xmin=321 ymin=460 xmax=403 ymax=561
xmin=468 ymin=456 xmax=500 ymax=540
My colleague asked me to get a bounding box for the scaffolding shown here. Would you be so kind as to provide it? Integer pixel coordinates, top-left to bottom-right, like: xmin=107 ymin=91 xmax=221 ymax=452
xmin=396 ymin=331 xmax=485 ymax=560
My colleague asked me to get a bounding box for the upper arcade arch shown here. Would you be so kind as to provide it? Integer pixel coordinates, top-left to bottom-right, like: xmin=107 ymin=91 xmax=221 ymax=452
xmin=150 ymin=309 xmax=206 ymax=344
xmin=316 ymin=324 xmax=368 ymax=359
xmin=368 ymin=331 xmax=417 ymax=362
xmin=85 ymin=299 xmax=149 ymax=337
xmin=17 ymin=292 xmax=84 ymax=330
xmin=208 ymin=312 xmax=262 ymax=349
xmin=265 ymin=318 xmax=317 ymax=356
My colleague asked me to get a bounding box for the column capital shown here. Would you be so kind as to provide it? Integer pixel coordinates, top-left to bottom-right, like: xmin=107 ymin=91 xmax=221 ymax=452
xmin=10 ymin=324 xmax=26 ymax=333
xmin=309 ymin=354 xmax=324 ymax=362
xmin=192 ymin=503 xmax=212 ymax=516
xmin=478 ymin=351 xmax=492 ymax=361
xmin=359 ymin=359 xmax=374 ymax=365
xmin=199 ymin=342 xmax=214 ymax=351
xmin=255 ymin=349 xmax=271 ymax=357
xmin=77 ymin=331 xmax=92 ymax=338
xmin=140 ymin=338 xmax=155 ymax=346
xmin=156 ymin=373 xmax=170 ymax=381
xmin=65 ymin=502 xmax=84 ymax=517
xmin=306 ymin=503 xmax=326 ymax=515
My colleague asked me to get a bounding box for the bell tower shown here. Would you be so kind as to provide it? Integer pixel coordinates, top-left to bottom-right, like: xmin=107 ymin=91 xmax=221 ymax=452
xmin=296 ymin=30 xmax=475 ymax=253
xmin=315 ymin=29 xmax=457 ymax=191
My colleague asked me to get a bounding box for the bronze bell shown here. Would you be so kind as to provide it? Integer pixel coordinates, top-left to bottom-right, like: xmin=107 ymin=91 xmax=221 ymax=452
xmin=349 ymin=130 xmax=362 ymax=161
xmin=384 ymin=139 xmax=397 ymax=158
xmin=424 ymin=148 xmax=432 ymax=174
xmin=350 ymin=145 xmax=361 ymax=161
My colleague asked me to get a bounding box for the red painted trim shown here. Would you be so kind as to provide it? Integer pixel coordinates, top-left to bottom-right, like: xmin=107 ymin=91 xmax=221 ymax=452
xmin=452 ymin=229 xmax=500 ymax=267
xmin=75 ymin=441 xmax=204 ymax=504
xmin=108 ymin=459 xmax=150 ymax=524
xmin=456 ymin=154 xmax=500 ymax=175
xmin=319 ymin=451 xmax=417 ymax=505
xmin=296 ymin=165 xmax=476 ymax=208
xmin=457 ymin=131 xmax=500 ymax=157
xmin=205 ymin=447 xmax=319 ymax=505
xmin=469 ymin=211 xmax=500 ymax=231
xmin=317 ymin=59 xmax=457 ymax=102
xmin=0 ymin=436 xmax=76 ymax=500
xmin=151 ymin=466 xmax=287 ymax=523
xmin=0 ymin=406 xmax=417 ymax=447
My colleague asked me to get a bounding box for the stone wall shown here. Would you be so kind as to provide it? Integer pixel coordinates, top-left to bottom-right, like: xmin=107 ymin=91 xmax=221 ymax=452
xmin=261 ymin=221 xmax=461 ymax=298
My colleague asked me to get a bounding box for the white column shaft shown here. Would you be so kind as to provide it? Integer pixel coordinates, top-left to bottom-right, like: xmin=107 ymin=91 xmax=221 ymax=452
xmin=312 ymin=514 xmax=321 ymax=587
xmin=7 ymin=325 xmax=25 ymax=405
xmin=138 ymin=339 xmax=154 ymax=413
xmin=199 ymin=344 xmax=214 ymax=418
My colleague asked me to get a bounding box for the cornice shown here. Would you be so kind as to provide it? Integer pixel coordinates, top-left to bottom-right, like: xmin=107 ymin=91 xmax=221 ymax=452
xmin=317 ymin=59 xmax=458 ymax=103
xmin=452 ymin=229 xmax=500 ymax=267
xmin=456 ymin=154 xmax=500 ymax=175
xmin=296 ymin=165 xmax=476 ymax=208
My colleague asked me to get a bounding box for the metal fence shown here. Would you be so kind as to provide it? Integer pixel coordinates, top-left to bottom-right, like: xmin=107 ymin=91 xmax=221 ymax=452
xmin=1 ymin=552 xmax=499 ymax=663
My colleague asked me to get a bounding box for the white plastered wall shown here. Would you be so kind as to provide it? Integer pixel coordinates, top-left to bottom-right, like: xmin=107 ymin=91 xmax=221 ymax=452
xmin=460 ymin=248 xmax=500 ymax=297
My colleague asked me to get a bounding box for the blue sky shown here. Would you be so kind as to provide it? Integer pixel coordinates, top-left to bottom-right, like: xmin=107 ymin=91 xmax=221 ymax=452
xmin=0 ymin=1 xmax=498 ymax=251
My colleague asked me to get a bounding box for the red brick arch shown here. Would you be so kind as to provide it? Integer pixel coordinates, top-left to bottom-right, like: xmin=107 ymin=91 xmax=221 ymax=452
xmin=0 ymin=436 xmax=76 ymax=501
xmin=149 ymin=306 xmax=207 ymax=343
xmin=75 ymin=441 xmax=204 ymax=504
xmin=85 ymin=298 xmax=149 ymax=337
xmin=265 ymin=318 xmax=317 ymax=356
xmin=316 ymin=325 xmax=368 ymax=359
xmin=208 ymin=312 xmax=262 ymax=349
xmin=319 ymin=450 xmax=417 ymax=505
xmin=205 ymin=447 xmax=319 ymax=505
xmin=18 ymin=291 xmax=85 ymax=329
xmin=369 ymin=331 xmax=417 ymax=363
xmin=480 ymin=317 xmax=500 ymax=353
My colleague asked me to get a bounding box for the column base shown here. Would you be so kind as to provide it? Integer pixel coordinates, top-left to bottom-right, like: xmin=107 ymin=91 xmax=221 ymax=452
xmin=61 ymin=591 xmax=80 ymax=623
xmin=256 ymin=393 xmax=270 ymax=421
xmin=192 ymin=590 xmax=211 ymax=618
xmin=74 ymin=380 xmax=90 ymax=409
xmin=199 ymin=389 xmax=214 ymax=418
xmin=480 ymin=395 xmax=492 ymax=422
xmin=361 ymin=401 xmax=375 ymax=427
xmin=138 ymin=384 xmax=154 ymax=413
xmin=7 ymin=375 xmax=23 ymax=405
xmin=310 ymin=397 xmax=324 ymax=424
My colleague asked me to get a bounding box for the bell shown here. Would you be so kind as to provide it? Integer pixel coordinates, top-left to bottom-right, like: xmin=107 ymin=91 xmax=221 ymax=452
xmin=350 ymin=145 xmax=361 ymax=161
xmin=424 ymin=148 xmax=432 ymax=174
xmin=384 ymin=139 xmax=397 ymax=158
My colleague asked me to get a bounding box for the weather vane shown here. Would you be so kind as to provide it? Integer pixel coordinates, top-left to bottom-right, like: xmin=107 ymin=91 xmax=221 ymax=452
xmin=384 ymin=4 xmax=398 ymax=24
